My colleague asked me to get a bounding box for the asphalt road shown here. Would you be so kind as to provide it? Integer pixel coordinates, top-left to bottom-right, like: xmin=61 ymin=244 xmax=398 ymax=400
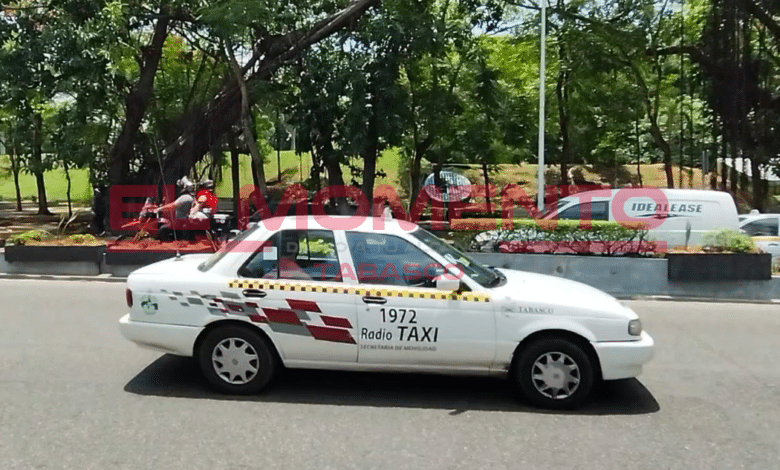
xmin=1 ymin=279 xmax=779 ymax=470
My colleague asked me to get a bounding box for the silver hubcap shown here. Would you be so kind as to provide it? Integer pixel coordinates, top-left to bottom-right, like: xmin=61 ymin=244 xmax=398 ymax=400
xmin=531 ymin=352 xmax=581 ymax=399
xmin=212 ymin=338 xmax=259 ymax=385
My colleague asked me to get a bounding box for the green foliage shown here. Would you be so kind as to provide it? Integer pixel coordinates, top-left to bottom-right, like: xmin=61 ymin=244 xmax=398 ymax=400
xmin=463 ymin=219 xmax=652 ymax=255
xmin=703 ymin=229 xmax=756 ymax=254
xmin=301 ymin=237 xmax=337 ymax=257
xmin=7 ymin=230 xmax=51 ymax=246
xmin=68 ymin=234 xmax=97 ymax=244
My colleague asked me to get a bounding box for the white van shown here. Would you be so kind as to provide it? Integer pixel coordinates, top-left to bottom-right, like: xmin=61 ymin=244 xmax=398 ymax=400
xmin=544 ymin=188 xmax=739 ymax=248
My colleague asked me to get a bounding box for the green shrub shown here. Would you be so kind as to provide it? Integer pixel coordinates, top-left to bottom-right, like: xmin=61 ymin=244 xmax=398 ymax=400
xmin=703 ymin=229 xmax=756 ymax=253
xmin=7 ymin=230 xmax=51 ymax=246
xmin=68 ymin=234 xmax=97 ymax=244
xmin=462 ymin=218 xmax=653 ymax=255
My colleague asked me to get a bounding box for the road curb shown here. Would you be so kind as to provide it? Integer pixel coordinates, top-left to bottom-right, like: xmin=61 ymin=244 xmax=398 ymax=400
xmin=614 ymin=294 xmax=780 ymax=305
xmin=0 ymin=273 xmax=127 ymax=283
xmin=0 ymin=274 xmax=777 ymax=304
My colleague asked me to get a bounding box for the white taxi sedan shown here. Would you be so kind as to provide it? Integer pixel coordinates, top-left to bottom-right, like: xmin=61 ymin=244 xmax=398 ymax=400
xmin=119 ymin=216 xmax=653 ymax=409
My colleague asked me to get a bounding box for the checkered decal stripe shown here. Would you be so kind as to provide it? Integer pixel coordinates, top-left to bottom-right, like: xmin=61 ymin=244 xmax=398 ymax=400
xmin=227 ymin=280 xmax=491 ymax=303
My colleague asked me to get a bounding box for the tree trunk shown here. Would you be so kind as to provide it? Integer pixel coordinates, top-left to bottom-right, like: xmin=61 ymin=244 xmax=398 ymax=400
xmin=9 ymin=141 xmax=22 ymax=211
xmin=64 ymin=160 xmax=72 ymax=218
xmin=628 ymin=60 xmax=674 ymax=188
xmin=310 ymin=148 xmax=322 ymax=191
xmin=229 ymin=133 xmax=241 ymax=220
xmin=107 ymin=13 xmax=170 ymax=186
xmin=226 ymin=43 xmax=267 ymax=197
xmin=634 ymin=120 xmax=643 ymax=186
xmin=361 ymin=103 xmax=379 ymax=205
xmin=409 ymin=134 xmax=433 ymax=208
xmin=482 ymin=161 xmax=492 ymax=213
xmin=361 ymin=144 xmax=378 ymax=207
xmin=31 ymin=113 xmax=51 ymax=215
xmin=650 ymin=116 xmax=674 ymax=188
xmin=409 ymin=155 xmax=421 ymax=208
xmin=318 ymin=137 xmax=347 ymax=214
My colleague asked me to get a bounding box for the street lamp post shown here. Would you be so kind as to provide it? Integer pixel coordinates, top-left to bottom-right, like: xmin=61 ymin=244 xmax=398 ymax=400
xmin=537 ymin=1 xmax=547 ymax=211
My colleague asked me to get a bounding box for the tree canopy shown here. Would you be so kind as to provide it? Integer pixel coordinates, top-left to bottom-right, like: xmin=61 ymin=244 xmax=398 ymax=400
xmin=2 ymin=0 xmax=780 ymax=215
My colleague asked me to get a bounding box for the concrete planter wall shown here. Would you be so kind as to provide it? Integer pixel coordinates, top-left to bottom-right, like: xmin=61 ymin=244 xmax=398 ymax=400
xmin=469 ymin=252 xmax=780 ymax=301
xmin=4 ymin=245 xmax=105 ymax=264
xmin=1 ymin=245 xmax=105 ymax=276
xmin=471 ymin=253 xmax=669 ymax=296
xmin=667 ymin=253 xmax=772 ymax=281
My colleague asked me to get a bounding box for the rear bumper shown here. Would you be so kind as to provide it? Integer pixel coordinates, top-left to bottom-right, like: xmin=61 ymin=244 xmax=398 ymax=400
xmin=592 ymin=331 xmax=654 ymax=380
xmin=119 ymin=314 xmax=201 ymax=357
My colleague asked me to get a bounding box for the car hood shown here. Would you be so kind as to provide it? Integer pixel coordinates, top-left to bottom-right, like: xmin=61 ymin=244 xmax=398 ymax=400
xmin=489 ymin=268 xmax=636 ymax=320
xmin=128 ymin=254 xmax=213 ymax=278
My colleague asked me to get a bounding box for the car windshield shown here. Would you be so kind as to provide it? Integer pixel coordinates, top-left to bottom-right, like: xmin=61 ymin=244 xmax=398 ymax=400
xmin=410 ymin=228 xmax=499 ymax=287
xmin=198 ymin=225 xmax=260 ymax=272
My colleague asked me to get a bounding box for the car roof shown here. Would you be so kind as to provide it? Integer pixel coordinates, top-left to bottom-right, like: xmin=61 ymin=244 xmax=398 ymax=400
xmin=558 ymin=188 xmax=733 ymax=203
xmin=253 ymin=215 xmax=420 ymax=235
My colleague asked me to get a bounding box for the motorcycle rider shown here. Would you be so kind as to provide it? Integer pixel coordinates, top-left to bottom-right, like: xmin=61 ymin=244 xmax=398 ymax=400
xmin=156 ymin=177 xmax=195 ymax=241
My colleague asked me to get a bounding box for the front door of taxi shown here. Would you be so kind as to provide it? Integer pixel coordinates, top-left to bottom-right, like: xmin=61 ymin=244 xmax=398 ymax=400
xmin=230 ymin=229 xmax=358 ymax=363
xmin=346 ymin=231 xmax=495 ymax=368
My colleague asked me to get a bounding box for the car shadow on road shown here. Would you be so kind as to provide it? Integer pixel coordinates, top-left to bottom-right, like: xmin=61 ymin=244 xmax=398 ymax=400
xmin=124 ymin=354 xmax=660 ymax=415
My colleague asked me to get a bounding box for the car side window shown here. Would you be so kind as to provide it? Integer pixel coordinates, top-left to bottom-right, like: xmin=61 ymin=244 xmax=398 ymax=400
xmin=558 ymin=202 xmax=608 ymax=220
xmin=558 ymin=204 xmax=580 ymax=220
xmin=239 ymin=230 xmax=341 ymax=281
xmin=590 ymin=201 xmax=609 ymax=221
xmin=346 ymin=232 xmax=444 ymax=287
xmin=742 ymin=218 xmax=779 ymax=236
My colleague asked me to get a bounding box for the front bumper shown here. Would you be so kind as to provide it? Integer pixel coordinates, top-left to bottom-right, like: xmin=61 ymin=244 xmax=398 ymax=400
xmin=119 ymin=314 xmax=202 ymax=357
xmin=592 ymin=331 xmax=654 ymax=380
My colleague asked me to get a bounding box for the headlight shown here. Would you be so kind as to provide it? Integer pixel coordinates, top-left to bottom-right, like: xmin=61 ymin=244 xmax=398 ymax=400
xmin=628 ymin=319 xmax=642 ymax=336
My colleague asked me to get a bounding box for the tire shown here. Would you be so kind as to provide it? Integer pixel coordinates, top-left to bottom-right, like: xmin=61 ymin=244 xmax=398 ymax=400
xmin=513 ymin=337 xmax=595 ymax=410
xmin=198 ymin=325 xmax=277 ymax=395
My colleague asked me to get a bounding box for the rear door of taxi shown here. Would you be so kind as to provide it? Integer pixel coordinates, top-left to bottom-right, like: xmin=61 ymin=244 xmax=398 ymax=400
xmin=228 ymin=228 xmax=359 ymax=363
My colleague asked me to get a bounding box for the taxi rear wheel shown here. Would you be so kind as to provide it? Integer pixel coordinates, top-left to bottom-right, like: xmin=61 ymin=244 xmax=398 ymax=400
xmin=514 ymin=337 xmax=595 ymax=410
xmin=198 ymin=325 xmax=277 ymax=395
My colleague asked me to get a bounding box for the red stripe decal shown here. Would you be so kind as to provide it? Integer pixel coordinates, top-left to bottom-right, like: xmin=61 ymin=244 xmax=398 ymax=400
xmin=320 ymin=315 xmax=352 ymax=329
xmin=263 ymin=308 xmax=302 ymax=325
xmin=306 ymin=324 xmax=356 ymax=344
xmin=227 ymin=303 xmax=244 ymax=312
xmin=248 ymin=314 xmax=267 ymax=323
xmin=286 ymin=299 xmax=321 ymax=312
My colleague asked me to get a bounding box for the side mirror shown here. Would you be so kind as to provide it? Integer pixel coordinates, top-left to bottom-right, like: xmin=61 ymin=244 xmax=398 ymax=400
xmin=435 ymin=278 xmax=460 ymax=292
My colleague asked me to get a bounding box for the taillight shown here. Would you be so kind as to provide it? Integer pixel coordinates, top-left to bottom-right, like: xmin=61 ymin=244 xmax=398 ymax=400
xmin=126 ymin=288 xmax=133 ymax=307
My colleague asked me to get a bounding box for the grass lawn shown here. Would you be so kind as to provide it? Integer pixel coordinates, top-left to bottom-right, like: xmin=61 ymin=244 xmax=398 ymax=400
xmin=3 ymin=150 xmax=711 ymax=206
xmin=211 ymin=149 xmax=403 ymax=197
xmin=0 ymin=156 xmax=93 ymax=203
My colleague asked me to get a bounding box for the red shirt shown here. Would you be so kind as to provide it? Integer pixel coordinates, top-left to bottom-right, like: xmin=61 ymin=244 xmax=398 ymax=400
xmin=196 ymin=189 xmax=218 ymax=210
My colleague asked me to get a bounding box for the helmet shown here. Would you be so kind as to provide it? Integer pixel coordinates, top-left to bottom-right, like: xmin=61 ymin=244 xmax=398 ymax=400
xmin=177 ymin=176 xmax=194 ymax=193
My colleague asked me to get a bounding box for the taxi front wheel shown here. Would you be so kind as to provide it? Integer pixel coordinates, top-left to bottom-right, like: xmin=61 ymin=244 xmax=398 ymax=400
xmin=514 ymin=337 xmax=595 ymax=410
xmin=198 ymin=325 xmax=277 ymax=395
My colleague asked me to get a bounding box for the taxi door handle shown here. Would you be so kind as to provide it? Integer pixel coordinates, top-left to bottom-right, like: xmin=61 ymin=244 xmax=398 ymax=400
xmin=242 ymin=289 xmax=267 ymax=298
xmin=362 ymin=296 xmax=387 ymax=305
